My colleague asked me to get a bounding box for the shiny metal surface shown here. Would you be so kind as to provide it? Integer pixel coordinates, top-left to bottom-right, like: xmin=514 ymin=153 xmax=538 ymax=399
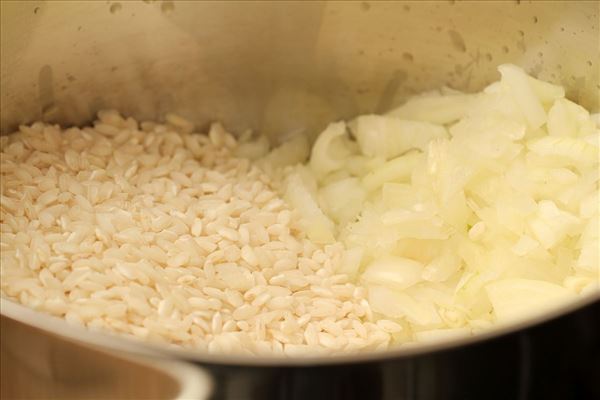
xmin=0 ymin=316 xmax=212 ymax=399
xmin=2 ymin=298 xmax=598 ymax=400
xmin=1 ymin=1 xmax=598 ymax=140
xmin=1 ymin=1 xmax=599 ymax=397
xmin=1 ymin=291 xmax=598 ymax=366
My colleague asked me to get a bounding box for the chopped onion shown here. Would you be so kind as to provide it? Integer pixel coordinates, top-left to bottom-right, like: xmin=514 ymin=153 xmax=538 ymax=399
xmin=283 ymin=168 xmax=335 ymax=243
xmin=362 ymin=151 xmax=423 ymax=192
xmin=350 ymin=115 xmax=447 ymax=159
xmin=337 ymin=247 xmax=364 ymax=278
xmin=548 ymin=98 xmax=595 ymax=137
xmin=527 ymin=136 xmax=597 ymax=169
xmin=235 ymin=135 xmax=270 ymax=160
xmin=387 ymin=93 xmax=477 ymax=125
xmin=485 ymin=279 xmax=575 ymax=323
xmin=529 ymin=200 xmax=581 ymax=249
xmin=362 ymin=256 xmax=424 ymax=290
xmin=261 ymin=63 xmax=598 ymax=347
xmin=319 ymin=177 xmax=366 ymax=226
xmin=368 ymin=285 xmax=442 ymax=325
xmin=259 ymin=134 xmax=309 ymax=169
xmin=498 ymin=64 xmax=547 ymax=130
xmin=309 ymin=122 xmax=352 ymax=178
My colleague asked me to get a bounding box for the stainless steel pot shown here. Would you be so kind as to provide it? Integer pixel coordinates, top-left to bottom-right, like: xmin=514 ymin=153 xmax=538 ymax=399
xmin=1 ymin=1 xmax=599 ymax=399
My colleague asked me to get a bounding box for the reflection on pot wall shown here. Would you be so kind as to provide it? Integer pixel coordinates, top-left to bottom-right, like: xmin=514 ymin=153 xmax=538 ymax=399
xmin=1 ymin=1 xmax=598 ymax=141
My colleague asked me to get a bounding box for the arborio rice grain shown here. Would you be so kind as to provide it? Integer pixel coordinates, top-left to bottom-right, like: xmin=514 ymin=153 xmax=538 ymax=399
xmin=0 ymin=111 xmax=393 ymax=355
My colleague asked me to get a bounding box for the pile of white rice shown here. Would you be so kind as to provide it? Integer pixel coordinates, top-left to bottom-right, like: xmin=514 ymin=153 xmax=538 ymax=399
xmin=0 ymin=111 xmax=395 ymax=355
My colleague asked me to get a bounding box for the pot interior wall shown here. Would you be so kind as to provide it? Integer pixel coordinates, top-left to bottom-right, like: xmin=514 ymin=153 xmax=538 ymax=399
xmin=1 ymin=1 xmax=598 ymax=141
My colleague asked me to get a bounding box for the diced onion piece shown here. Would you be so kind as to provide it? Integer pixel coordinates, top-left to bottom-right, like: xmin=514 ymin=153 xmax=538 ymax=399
xmin=547 ymin=98 xmax=595 ymax=137
xmin=344 ymin=205 xmax=410 ymax=259
xmin=576 ymin=215 xmax=599 ymax=272
xmin=362 ymin=151 xmax=423 ymax=192
xmin=337 ymin=247 xmax=364 ymax=277
xmin=528 ymin=167 xmax=578 ymax=185
xmin=422 ymin=251 xmax=461 ymax=282
xmin=381 ymin=207 xmax=436 ymax=225
xmin=368 ymin=285 xmax=441 ymax=325
xmin=382 ymin=183 xmax=417 ymax=209
xmin=577 ymin=241 xmax=599 ymax=273
xmin=483 ymin=77 xmax=563 ymax=104
xmin=343 ymin=155 xmax=373 ymax=177
xmin=527 ymin=77 xmax=565 ymax=104
xmin=450 ymin=115 xmax=526 ymax=142
xmin=350 ymin=115 xmax=446 ymax=159
xmin=579 ymin=191 xmax=598 ymax=219
xmin=393 ymin=221 xmax=450 ymax=240
xmin=529 ymin=200 xmax=580 ymax=249
xmin=498 ymin=64 xmax=547 ymax=130
xmin=284 ymin=171 xmax=335 ymax=243
xmin=510 ymin=235 xmax=539 ymax=256
xmin=527 ymin=136 xmax=597 ymax=168
xmin=260 ymin=135 xmax=309 ymax=169
xmin=319 ymin=177 xmax=366 ymax=225
xmin=426 ymin=139 xmax=474 ymax=203
xmin=309 ymin=122 xmax=349 ymax=178
xmin=467 ymin=221 xmax=486 ymax=240
xmin=582 ymin=132 xmax=599 ymax=147
xmin=379 ymin=204 xmax=450 ymax=240
xmin=387 ymin=94 xmax=477 ymax=125
xmin=362 ymin=256 xmax=423 ymax=290
xmin=557 ymin=170 xmax=599 ymax=212
xmin=235 ymin=135 xmax=270 ymax=160
xmin=486 ymin=279 xmax=575 ymax=323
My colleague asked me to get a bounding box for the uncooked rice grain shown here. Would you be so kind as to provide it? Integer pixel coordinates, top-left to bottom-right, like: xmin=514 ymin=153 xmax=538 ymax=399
xmin=0 ymin=111 xmax=392 ymax=355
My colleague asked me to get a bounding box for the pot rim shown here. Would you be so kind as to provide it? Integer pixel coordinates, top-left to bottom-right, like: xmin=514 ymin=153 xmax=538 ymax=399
xmin=2 ymin=290 xmax=598 ymax=366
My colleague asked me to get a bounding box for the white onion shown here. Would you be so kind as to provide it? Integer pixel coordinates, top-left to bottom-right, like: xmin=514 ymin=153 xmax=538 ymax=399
xmin=259 ymin=134 xmax=309 ymax=169
xmin=350 ymin=115 xmax=447 ymax=159
xmin=362 ymin=256 xmax=423 ymax=290
xmin=268 ymin=64 xmax=598 ymax=346
xmin=309 ymin=122 xmax=351 ymax=178
xmin=485 ymin=279 xmax=575 ymax=323
xmin=386 ymin=92 xmax=477 ymax=125
xmin=498 ymin=64 xmax=547 ymax=130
